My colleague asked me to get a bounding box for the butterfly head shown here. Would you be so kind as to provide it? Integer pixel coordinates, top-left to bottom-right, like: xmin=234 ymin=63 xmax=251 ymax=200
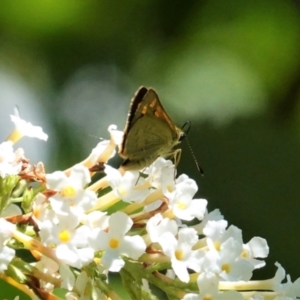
xmin=177 ymin=121 xmax=192 ymax=142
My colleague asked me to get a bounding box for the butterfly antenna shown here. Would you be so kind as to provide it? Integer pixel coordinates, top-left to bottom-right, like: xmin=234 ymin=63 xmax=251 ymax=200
xmin=182 ymin=121 xmax=204 ymax=175
xmin=185 ymin=136 xmax=204 ymax=175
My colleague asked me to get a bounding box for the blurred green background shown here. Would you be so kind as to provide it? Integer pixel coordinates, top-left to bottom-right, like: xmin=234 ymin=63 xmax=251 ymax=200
xmin=1 ymin=0 xmax=300 ymax=297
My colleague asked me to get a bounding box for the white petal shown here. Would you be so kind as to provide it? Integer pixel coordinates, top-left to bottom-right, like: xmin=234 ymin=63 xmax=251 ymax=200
xmin=248 ymin=237 xmax=269 ymax=258
xmin=109 ymin=212 xmax=132 ymax=236
xmin=121 ymin=235 xmax=146 ymax=259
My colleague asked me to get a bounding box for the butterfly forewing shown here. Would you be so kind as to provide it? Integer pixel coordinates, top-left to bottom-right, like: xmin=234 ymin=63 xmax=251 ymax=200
xmin=121 ymin=87 xmax=149 ymax=142
xmin=119 ymin=87 xmax=184 ymax=170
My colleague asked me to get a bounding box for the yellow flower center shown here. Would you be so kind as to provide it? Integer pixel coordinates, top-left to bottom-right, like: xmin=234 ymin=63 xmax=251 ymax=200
xmin=59 ymin=230 xmax=71 ymax=243
xmin=221 ymin=263 xmax=230 ymax=273
xmin=177 ymin=200 xmax=187 ymax=210
xmin=109 ymin=238 xmax=120 ymax=249
xmin=117 ymin=185 xmax=127 ymax=197
xmin=175 ymin=249 xmax=184 ymax=261
xmin=241 ymin=249 xmax=249 ymax=258
xmin=214 ymin=241 xmax=221 ymax=251
xmin=60 ymin=186 xmax=76 ymax=198
xmin=166 ymin=184 xmax=174 ymax=193
xmin=33 ymin=208 xmax=40 ymax=219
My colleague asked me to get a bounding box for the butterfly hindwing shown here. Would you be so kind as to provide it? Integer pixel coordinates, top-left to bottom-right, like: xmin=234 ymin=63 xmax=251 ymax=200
xmin=122 ymin=113 xmax=174 ymax=158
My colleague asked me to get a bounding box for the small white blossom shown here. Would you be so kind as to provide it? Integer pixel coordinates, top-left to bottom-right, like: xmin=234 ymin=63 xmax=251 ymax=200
xmin=46 ymin=164 xmax=97 ymax=217
xmin=146 ymin=213 xmax=178 ymax=243
xmin=39 ymin=213 xmax=94 ymax=269
xmin=66 ymin=271 xmax=105 ymax=300
xmin=166 ymin=175 xmax=207 ymax=221
xmin=87 ymin=140 xmax=112 ymax=164
xmin=82 ymin=211 xmax=108 ymax=230
xmin=143 ymin=199 xmax=164 ymax=213
xmin=159 ymin=227 xmax=205 ymax=283
xmin=203 ymin=237 xmax=254 ymax=281
xmin=10 ymin=114 xmax=48 ymax=141
xmin=0 ymin=218 xmax=16 ymax=241
xmin=272 ymin=262 xmax=300 ymax=299
xmin=0 ymin=243 xmax=15 ymax=272
xmin=0 ymin=141 xmax=23 ymax=177
xmin=144 ymin=157 xmax=176 ymax=192
xmin=33 ymin=256 xmax=59 ymax=292
xmin=193 ymin=209 xmax=224 ymax=234
xmin=59 ymin=263 xmax=76 ymax=291
xmin=105 ymin=165 xmax=150 ymax=203
xmin=204 ymin=221 xmax=241 ymax=252
xmin=242 ymin=237 xmax=269 ymax=269
xmin=32 ymin=193 xmax=57 ymax=228
xmin=89 ymin=212 xmax=146 ymax=272
xmin=0 ymin=218 xmax=16 ymax=272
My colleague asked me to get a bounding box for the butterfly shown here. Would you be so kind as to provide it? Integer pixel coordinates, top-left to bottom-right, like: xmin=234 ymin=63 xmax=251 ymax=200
xmin=118 ymin=86 xmax=186 ymax=171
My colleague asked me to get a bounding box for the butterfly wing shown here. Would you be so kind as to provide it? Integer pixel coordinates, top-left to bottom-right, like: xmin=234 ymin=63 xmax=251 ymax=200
xmin=119 ymin=87 xmax=183 ymax=170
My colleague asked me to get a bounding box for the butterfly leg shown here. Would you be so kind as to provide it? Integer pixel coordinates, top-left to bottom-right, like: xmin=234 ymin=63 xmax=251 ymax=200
xmin=173 ymin=148 xmax=182 ymax=168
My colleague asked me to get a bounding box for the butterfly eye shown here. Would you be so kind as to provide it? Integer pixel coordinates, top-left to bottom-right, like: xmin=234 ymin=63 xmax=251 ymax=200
xmin=178 ymin=132 xmax=186 ymax=142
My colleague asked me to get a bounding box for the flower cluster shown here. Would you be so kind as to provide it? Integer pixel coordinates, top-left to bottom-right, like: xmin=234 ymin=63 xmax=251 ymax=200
xmin=0 ymin=113 xmax=299 ymax=300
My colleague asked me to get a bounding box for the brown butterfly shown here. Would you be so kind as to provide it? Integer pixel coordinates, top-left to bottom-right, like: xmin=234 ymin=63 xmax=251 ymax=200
xmin=118 ymin=86 xmax=186 ymax=171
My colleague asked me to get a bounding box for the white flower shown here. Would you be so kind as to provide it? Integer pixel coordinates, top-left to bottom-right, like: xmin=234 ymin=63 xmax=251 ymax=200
xmin=166 ymin=175 xmax=207 ymax=221
xmin=39 ymin=213 xmax=94 ymax=269
xmin=0 ymin=141 xmax=23 ymax=177
xmin=33 ymin=256 xmax=59 ymax=292
xmin=0 ymin=243 xmax=15 ymax=272
xmin=144 ymin=157 xmax=176 ymax=192
xmin=46 ymin=164 xmax=97 ymax=217
xmin=83 ymin=211 xmax=109 ymax=253
xmin=0 ymin=218 xmax=16 ymax=241
xmin=242 ymin=237 xmax=269 ymax=269
xmin=66 ymin=271 xmax=105 ymax=300
xmin=59 ymin=263 xmax=76 ymax=291
xmin=82 ymin=211 xmax=108 ymax=229
xmin=85 ymin=125 xmax=121 ymax=169
xmin=105 ymin=165 xmax=150 ymax=203
xmin=272 ymin=262 xmax=300 ymax=299
xmin=193 ymin=209 xmax=224 ymax=234
xmin=32 ymin=193 xmax=57 ymax=228
xmin=159 ymin=227 xmax=205 ymax=283
xmin=146 ymin=213 xmax=178 ymax=243
xmin=10 ymin=113 xmax=48 ymax=141
xmin=203 ymin=221 xmax=239 ymax=252
xmin=203 ymin=237 xmax=254 ymax=281
xmin=277 ymin=275 xmax=300 ymax=299
xmin=0 ymin=218 xmax=16 ymax=272
xmin=143 ymin=199 xmax=164 ymax=213
xmin=87 ymin=140 xmax=112 ymax=164
xmin=89 ymin=212 xmax=146 ymax=272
